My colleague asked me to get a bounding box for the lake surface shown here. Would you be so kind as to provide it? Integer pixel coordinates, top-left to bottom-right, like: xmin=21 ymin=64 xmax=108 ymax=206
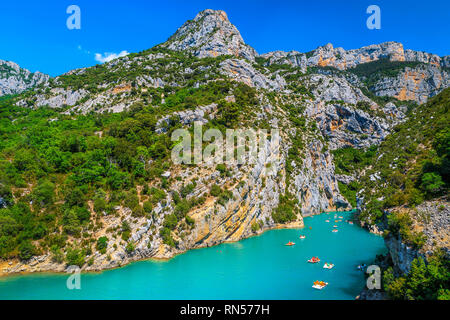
xmin=0 ymin=211 xmax=386 ymax=300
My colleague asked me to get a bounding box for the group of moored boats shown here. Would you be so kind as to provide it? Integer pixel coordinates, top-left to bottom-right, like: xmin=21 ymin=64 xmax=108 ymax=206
xmin=284 ymin=212 xmax=358 ymax=290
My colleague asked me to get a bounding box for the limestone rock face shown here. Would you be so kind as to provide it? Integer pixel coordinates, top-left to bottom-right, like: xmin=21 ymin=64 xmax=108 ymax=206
xmin=163 ymin=9 xmax=257 ymax=61
xmin=301 ymin=74 xmax=398 ymax=149
xmin=293 ymin=140 xmax=349 ymax=215
xmin=371 ymin=65 xmax=449 ymax=104
xmin=262 ymin=41 xmax=449 ymax=71
xmin=4 ymin=9 xmax=449 ymax=277
xmin=0 ymin=60 xmax=49 ymax=96
xmin=219 ymin=58 xmax=286 ymax=90
xmin=261 ymin=42 xmax=449 ymax=103
xmin=384 ymin=199 xmax=450 ymax=275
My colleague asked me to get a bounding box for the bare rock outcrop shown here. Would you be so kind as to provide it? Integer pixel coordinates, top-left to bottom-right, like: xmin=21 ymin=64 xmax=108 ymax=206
xmin=0 ymin=60 xmax=49 ymax=96
xmin=163 ymin=9 xmax=257 ymax=61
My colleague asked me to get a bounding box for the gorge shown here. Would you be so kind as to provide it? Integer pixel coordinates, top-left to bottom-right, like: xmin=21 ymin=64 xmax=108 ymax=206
xmin=0 ymin=9 xmax=448 ymax=300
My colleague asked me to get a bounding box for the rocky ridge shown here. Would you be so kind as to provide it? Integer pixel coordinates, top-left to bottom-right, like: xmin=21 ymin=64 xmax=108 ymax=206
xmin=0 ymin=60 xmax=49 ymax=96
xmin=162 ymin=9 xmax=257 ymax=61
xmin=0 ymin=9 xmax=448 ymax=278
xmin=261 ymin=42 xmax=449 ymax=104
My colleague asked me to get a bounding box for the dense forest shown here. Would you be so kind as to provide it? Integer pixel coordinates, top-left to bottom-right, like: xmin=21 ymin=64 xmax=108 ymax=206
xmin=0 ymin=78 xmax=259 ymax=264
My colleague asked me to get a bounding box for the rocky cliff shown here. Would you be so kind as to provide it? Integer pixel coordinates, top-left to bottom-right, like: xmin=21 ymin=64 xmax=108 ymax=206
xmin=371 ymin=64 xmax=449 ymax=104
xmin=384 ymin=199 xmax=449 ymax=275
xmin=0 ymin=60 xmax=49 ymax=96
xmin=261 ymin=41 xmax=449 ymax=103
xmin=162 ymin=9 xmax=257 ymax=61
xmin=262 ymin=41 xmax=449 ymax=71
xmin=0 ymin=9 xmax=448 ymax=277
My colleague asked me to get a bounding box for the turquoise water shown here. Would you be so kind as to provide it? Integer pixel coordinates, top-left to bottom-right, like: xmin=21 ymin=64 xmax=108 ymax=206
xmin=0 ymin=211 xmax=386 ymax=300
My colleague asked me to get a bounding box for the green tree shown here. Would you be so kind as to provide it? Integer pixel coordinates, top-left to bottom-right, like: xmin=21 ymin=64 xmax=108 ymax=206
xmin=18 ymin=241 xmax=36 ymax=261
xmin=96 ymin=236 xmax=108 ymax=254
xmin=65 ymin=247 xmax=85 ymax=267
xmin=421 ymin=172 xmax=445 ymax=195
xmin=32 ymin=179 xmax=55 ymax=206
xmin=125 ymin=242 xmax=135 ymax=254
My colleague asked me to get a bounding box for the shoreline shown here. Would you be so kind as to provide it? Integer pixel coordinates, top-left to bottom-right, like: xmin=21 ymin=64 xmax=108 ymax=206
xmin=0 ymin=218 xmax=307 ymax=279
xmin=0 ymin=209 xmax=358 ymax=279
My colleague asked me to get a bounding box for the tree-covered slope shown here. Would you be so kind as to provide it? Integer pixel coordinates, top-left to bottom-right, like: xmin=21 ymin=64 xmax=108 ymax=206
xmin=358 ymin=87 xmax=449 ymax=228
xmin=0 ymin=10 xmax=448 ymax=299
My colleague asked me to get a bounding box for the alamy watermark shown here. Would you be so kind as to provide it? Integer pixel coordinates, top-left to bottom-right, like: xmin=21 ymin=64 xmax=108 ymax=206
xmin=366 ymin=5 xmax=381 ymax=30
xmin=66 ymin=5 xmax=81 ymax=30
xmin=66 ymin=265 xmax=81 ymax=290
xmin=366 ymin=265 xmax=381 ymax=289
xmin=171 ymin=121 xmax=280 ymax=173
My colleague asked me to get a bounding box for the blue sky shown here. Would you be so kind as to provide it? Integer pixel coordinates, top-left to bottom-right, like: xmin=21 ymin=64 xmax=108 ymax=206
xmin=1 ymin=0 xmax=449 ymax=76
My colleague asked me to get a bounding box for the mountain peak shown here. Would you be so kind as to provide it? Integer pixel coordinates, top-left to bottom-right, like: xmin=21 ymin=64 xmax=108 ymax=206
xmin=0 ymin=59 xmax=49 ymax=96
xmin=162 ymin=9 xmax=257 ymax=61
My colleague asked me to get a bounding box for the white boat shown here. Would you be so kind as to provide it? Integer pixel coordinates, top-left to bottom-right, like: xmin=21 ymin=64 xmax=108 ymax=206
xmin=332 ymin=229 xmax=338 ymax=233
xmin=312 ymin=281 xmax=328 ymax=290
xmin=323 ymin=263 xmax=334 ymax=269
xmin=325 ymin=220 xmax=330 ymax=223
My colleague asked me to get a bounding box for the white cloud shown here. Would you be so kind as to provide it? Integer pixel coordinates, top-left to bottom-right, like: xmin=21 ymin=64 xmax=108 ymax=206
xmin=94 ymin=50 xmax=129 ymax=63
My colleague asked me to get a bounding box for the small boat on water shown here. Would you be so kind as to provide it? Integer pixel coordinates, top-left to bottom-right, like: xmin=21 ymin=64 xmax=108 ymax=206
xmin=299 ymin=235 xmax=306 ymax=239
xmin=348 ymin=221 xmax=354 ymax=225
xmin=312 ymin=281 xmax=328 ymax=290
xmin=339 ymin=216 xmax=343 ymax=219
xmin=332 ymin=229 xmax=338 ymax=233
xmin=308 ymin=257 xmax=320 ymax=263
xmin=333 ymin=225 xmax=338 ymax=228
xmin=323 ymin=263 xmax=334 ymax=269
xmin=325 ymin=220 xmax=330 ymax=223
xmin=285 ymin=241 xmax=295 ymax=246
